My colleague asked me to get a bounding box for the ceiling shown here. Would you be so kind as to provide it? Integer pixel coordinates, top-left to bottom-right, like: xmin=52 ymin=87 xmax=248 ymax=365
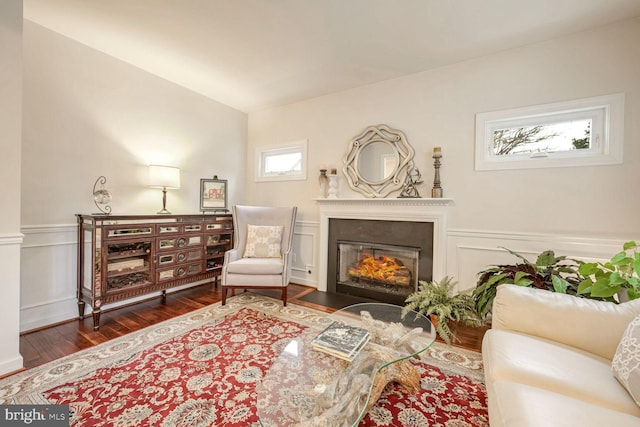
xmin=23 ymin=0 xmax=640 ymax=113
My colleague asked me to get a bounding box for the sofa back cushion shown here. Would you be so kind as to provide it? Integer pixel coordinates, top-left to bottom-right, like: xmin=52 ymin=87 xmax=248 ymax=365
xmin=492 ymin=284 xmax=640 ymax=360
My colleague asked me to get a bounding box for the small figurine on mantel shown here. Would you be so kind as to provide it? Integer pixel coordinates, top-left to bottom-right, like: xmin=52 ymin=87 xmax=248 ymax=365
xmin=399 ymin=168 xmax=423 ymax=198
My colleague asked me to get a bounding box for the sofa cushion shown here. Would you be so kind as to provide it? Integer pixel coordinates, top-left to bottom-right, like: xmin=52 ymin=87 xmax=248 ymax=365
xmin=491 ymin=284 xmax=640 ymax=359
xmin=243 ymin=225 xmax=283 ymax=258
xmin=483 ymin=328 xmax=640 ymax=417
xmin=612 ymin=314 xmax=640 ymax=407
xmin=489 ymin=381 xmax=640 ymax=427
xmin=226 ymin=257 xmax=283 ymax=275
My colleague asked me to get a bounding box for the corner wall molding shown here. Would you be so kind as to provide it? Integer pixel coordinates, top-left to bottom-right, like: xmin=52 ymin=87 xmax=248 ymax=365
xmin=0 ymin=233 xmax=24 ymax=245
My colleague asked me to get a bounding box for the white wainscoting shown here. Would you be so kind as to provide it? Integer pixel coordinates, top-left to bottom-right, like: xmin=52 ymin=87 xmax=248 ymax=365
xmin=20 ymin=221 xmax=626 ymax=330
xmin=20 ymin=221 xmax=320 ymax=332
xmin=447 ymin=229 xmax=629 ymax=292
xmin=289 ymin=221 xmax=319 ymax=287
xmin=20 ymin=224 xmax=78 ymax=332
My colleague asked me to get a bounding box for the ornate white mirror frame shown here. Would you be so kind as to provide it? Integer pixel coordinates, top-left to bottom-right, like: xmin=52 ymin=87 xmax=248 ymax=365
xmin=343 ymin=124 xmax=415 ymax=198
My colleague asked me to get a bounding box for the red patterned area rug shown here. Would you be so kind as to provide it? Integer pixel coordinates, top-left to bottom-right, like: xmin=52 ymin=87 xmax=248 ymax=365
xmin=0 ymin=295 xmax=487 ymax=426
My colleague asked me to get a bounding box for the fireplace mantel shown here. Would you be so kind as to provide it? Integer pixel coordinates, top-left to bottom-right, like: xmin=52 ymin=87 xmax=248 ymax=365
xmin=315 ymin=197 xmax=453 ymax=292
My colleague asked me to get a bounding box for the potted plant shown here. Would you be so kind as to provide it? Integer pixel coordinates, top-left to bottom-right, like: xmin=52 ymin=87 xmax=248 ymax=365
xmin=472 ymin=248 xmax=587 ymax=319
xmin=577 ymin=241 xmax=640 ymax=302
xmin=402 ymin=276 xmax=483 ymax=345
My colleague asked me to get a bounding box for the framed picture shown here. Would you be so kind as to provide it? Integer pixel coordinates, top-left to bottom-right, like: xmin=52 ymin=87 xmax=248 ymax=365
xmin=200 ymin=178 xmax=228 ymax=212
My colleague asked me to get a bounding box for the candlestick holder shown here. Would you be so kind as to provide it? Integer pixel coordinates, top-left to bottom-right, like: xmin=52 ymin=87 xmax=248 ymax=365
xmin=432 ymin=152 xmax=443 ymax=198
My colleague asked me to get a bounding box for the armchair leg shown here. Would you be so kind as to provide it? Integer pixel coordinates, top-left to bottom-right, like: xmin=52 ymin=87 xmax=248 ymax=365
xmin=222 ymin=287 xmax=227 ymax=305
xmin=282 ymin=287 xmax=287 ymax=306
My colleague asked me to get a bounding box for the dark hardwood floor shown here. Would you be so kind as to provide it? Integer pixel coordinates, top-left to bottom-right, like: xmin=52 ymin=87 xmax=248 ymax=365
xmin=17 ymin=283 xmax=488 ymax=373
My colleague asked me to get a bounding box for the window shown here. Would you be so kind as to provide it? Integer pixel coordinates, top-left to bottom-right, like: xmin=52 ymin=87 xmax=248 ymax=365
xmin=475 ymin=93 xmax=624 ymax=171
xmin=256 ymin=140 xmax=308 ymax=182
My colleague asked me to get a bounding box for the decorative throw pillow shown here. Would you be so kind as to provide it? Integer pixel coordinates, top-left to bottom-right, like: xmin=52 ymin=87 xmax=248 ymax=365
xmin=243 ymin=225 xmax=284 ymax=258
xmin=612 ymin=313 xmax=640 ymax=407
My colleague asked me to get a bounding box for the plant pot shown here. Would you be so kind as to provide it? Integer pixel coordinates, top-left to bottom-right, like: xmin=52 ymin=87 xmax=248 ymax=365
xmin=429 ymin=314 xmax=438 ymax=330
xmin=618 ymin=289 xmax=631 ymax=303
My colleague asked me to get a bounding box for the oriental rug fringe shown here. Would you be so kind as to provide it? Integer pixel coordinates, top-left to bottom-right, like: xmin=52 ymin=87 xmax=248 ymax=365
xmin=0 ymin=295 xmax=487 ymax=426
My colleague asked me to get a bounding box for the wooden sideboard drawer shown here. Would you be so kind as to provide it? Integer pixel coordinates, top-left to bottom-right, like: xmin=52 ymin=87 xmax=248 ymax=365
xmin=156 ymin=262 xmax=203 ymax=282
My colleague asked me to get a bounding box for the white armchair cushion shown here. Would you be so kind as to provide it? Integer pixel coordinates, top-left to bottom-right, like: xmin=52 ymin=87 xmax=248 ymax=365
xmin=612 ymin=314 xmax=640 ymax=407
xmin=226 ymin=257 xmax=284 ymax=275
xmin=243 ymin=225 xmax=283 ymax=258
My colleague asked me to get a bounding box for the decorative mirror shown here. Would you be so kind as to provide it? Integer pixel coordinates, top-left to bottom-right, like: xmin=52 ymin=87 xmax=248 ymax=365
xmin=343 ymin=124 xmax=415 ymax=197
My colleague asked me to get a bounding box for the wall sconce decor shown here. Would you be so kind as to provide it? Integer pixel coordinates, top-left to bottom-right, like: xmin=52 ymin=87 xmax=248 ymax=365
xmin=149 ymin=165 xmax=181 ymax=214
xmin=92 ymin=176 xmax=112 ymax=215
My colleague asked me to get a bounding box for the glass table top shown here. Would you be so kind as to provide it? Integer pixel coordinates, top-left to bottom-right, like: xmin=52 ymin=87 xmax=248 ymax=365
xmin=256 ymin=303 xmax=436 ymax=427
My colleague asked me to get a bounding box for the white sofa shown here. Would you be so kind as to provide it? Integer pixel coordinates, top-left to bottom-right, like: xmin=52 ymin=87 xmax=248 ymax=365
xmin=482 ymin=284 xmax=640 ymax=427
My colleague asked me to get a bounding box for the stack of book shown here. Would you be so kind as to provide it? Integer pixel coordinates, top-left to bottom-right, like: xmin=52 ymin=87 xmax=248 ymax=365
xmin=311 ymin=321 xmax=371 ymax=362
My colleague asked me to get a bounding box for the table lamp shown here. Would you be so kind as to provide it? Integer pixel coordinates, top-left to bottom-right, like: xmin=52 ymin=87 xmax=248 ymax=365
xmin=149 ymin=165 xmax=181 ymax=214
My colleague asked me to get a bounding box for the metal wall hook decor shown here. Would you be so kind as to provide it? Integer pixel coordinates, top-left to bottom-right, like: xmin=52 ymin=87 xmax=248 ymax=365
xmin=92 ymin=176 xmax=112 ymax=215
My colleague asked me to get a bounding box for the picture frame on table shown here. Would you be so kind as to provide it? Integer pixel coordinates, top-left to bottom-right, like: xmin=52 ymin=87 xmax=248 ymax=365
xmin=200 ymin=178 xmax=228 ymax=212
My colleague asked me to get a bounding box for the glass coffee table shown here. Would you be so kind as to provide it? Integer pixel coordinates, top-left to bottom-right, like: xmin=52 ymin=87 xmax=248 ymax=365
xmin=256 ymin=303 xmax=436 ymax=427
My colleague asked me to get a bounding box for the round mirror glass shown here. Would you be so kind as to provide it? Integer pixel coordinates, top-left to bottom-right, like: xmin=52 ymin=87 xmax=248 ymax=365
xmin=357 ymin=141 xmax=399 ymax=183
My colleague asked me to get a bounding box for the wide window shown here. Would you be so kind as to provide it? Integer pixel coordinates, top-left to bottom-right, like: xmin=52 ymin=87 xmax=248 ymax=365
xmin=256 ymin=140 xmax=308 ymax=182
xmin=475 ymin=93 xmax=624 ymax=171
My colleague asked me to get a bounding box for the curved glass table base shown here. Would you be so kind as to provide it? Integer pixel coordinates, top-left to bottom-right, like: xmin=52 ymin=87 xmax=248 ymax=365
xmin=257 ymin=303 xmax=436 ymax=427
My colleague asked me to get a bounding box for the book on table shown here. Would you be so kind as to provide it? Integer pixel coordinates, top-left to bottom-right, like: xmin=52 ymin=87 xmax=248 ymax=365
xmin=311 ymin=321 xmax=371 ymax=362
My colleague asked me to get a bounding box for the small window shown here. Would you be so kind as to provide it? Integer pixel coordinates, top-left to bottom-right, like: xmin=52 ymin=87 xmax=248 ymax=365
xmin=475 ymin=93 xmax=624 ymax=171
xmin=256 ymin=140 xmax=308 ymax=182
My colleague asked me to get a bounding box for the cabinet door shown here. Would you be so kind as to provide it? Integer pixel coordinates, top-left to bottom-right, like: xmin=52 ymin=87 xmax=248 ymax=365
xmin=104 ymin=239 xmax=153 ymax=293
xmin=204 ymin=216 xmax=234 ymax=272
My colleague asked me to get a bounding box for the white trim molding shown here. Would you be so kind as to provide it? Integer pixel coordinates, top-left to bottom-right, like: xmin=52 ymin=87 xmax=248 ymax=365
xmin=475 ymin=93 xmax=625 ymax=171
xmin=446 ymin=228 xmax=633 ymax=292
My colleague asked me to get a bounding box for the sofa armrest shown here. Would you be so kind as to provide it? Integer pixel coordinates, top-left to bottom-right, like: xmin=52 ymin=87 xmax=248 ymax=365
xmin=492 ymin=284 xmax=640 ymax=360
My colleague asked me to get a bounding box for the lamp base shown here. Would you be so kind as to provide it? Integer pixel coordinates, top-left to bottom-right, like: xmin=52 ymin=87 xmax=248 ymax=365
xmin=157 ymin=208 xmax=172 ymax=214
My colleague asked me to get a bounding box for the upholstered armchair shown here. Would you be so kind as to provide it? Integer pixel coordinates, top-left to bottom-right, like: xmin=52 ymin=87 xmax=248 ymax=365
xmin=221 ymin=205 xmax=298 ymax=306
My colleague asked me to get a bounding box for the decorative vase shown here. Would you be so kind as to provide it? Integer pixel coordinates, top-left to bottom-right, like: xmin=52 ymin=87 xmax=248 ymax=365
xmin=327 ymin=174 xmax=338 ymax=199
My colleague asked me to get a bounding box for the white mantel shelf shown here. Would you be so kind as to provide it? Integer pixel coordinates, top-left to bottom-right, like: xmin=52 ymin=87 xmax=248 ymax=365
xmin=315 ymin=197 xmax=453 ymax=292
xmin=313 ymin=197 xmax=454 ymax=206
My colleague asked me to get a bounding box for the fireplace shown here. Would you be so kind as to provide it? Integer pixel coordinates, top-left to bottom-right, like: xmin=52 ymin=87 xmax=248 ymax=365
xmin=337 ymin=241 xmax=420 ymax=304
xmin=327 ymin=218 xmax=433 ymax=305
xmin=316 ymin=197 xmax=452 ymax=305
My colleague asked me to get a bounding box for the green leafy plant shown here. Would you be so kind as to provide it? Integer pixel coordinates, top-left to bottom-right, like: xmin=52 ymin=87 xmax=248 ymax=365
xmin=402 ymin=276 xmax=483 ymax=345
xmin=473 ymin=248 xmax=586 ymax=319
xmin=577 ymin=241 xmax=640 ymax=301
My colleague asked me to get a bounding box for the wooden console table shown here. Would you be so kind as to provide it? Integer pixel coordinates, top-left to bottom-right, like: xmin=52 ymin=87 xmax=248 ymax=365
xmin=76 ymin=214 xmax=233 ymax=330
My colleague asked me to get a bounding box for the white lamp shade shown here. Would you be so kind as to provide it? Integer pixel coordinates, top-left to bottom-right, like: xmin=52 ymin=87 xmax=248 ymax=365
xmin=149 ymin=165 xmax=181 ymax=189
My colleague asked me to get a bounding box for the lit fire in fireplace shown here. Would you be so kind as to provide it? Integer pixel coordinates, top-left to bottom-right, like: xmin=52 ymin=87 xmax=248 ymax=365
xmin=347 ymin=253 xmax=411 ymax=286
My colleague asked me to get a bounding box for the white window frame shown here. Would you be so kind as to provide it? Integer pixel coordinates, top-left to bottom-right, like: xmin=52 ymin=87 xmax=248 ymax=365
xmin=475 ymin=93 xmax=625 ymax=171
xmin=255 ymin=140 xmax=308 ymax=182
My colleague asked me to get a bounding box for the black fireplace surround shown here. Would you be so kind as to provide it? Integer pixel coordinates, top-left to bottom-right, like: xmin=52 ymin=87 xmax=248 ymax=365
xmin=327 ymin=218 xmax=434 ymax=305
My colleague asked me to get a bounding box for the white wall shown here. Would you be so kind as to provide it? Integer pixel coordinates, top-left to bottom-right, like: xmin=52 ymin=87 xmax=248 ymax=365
xmin=248 ymin=18 xmax=640 ymax=291
xmin=0 ymin=0 xmax=24 ymax=376
xmin=20 ymin=21 xmax=248 ymax=331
